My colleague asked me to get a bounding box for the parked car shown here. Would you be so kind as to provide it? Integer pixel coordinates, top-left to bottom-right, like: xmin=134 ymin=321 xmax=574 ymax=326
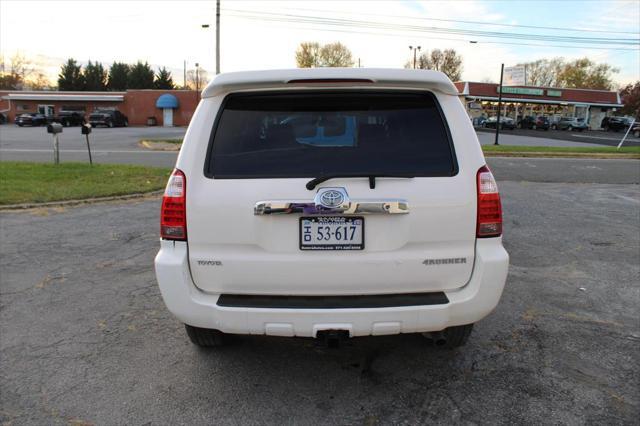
xmin=154 ymin=69 xmax=509 ymax=349
xmin=631 ymin=123 xmax=640 ymax=138
xmin=472 ymin=116 xmax=487 ymax=127
xmin=517 ymin=115 xmax=550 ymax=130
xmin=0 ymin=113 xmax=6 ymax=124
xmin=54 ymin=111 xmax=85 ymax=127
xmin=89 ymin=109 xmax=128 ymax=127
xmin=556 ymin=117 xmax=588 ymax=131
xmin=14 ymin=113 xmax=50 ymax=127
xmin=484 ymin=116 xmax=516 ymax=130
xmin=601 ymin=116 xmax=632 ymax=132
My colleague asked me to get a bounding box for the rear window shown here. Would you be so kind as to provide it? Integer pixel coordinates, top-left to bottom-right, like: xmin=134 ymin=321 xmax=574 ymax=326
xmin=205 ymin=91 xmax=457 ymax=179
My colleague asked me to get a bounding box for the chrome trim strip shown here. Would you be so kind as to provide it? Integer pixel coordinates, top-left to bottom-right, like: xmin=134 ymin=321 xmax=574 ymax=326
xmin=254 ymin=200 xmax=409 ymax=215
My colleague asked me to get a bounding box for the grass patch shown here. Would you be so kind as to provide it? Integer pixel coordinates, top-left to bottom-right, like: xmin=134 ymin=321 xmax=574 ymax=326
xmin=141 ymin=138 xmax=183 ymax=145
xmin=0 ymin=162 xmax=171 ymax=205
xmin=482 ymin=144 xmax=640 ymax=154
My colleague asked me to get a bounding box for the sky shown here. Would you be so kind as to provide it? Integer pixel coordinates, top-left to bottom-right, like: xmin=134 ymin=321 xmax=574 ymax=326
xmin=1 ymin=0 xmax=639 ymax=88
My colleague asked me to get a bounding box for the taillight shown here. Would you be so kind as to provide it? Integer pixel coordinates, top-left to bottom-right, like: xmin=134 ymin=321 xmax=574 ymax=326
xmin=160 ymin=169 xmax=187 ymax=240
xmin=476 ymin=165 xmax=502 ymax=238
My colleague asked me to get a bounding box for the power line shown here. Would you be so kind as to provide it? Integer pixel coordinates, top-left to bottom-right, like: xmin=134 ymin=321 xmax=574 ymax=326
xmin=224 ymin=9 xmax=640 ymax=48
xmin=222 ymin=9 xmax=640 ymax=46
xmin=224 ymin=13 xmax=638 ymax=52
xmin=263 ymin=5 xmax=640 ymax=35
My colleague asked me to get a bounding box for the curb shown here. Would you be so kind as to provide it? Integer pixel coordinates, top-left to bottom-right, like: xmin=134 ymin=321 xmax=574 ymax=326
xmin=139 ymin=140 xmax=181 ymax=151
xmin=0 ymin=190 xmax=163 ymax=211
xmin=483 ymin=152 xmax=640 ymax=159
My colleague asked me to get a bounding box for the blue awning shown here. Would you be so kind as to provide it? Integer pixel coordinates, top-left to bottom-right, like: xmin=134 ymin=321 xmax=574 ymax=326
xmin=155 ymin=94 xmax=179 ymax=109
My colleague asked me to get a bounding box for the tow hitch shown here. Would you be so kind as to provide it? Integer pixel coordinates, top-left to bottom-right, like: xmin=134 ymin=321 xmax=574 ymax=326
xmin=316 ymin=330 xmax=350 ymax=348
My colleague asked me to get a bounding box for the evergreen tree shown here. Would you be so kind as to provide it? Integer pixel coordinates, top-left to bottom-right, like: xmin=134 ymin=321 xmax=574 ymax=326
xmin=84 ymin=60 xmax=107 ymax=91
xmin=154 ymin=67 xmax=175 ymax=89
xmin=128 ymin=61 xmax=155 ymax=89
xmin=107 ymin=62 xmax=129 ymax=90
xmin=58 ymin=58 xmax=85 ymax=90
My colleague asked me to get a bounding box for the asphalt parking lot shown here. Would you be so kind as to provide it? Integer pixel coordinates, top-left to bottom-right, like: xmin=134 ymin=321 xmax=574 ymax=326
xmin=476 ymin=127 xmax=640 ymax=147
xmin=1 ymin=169 xmax=639 ymax=423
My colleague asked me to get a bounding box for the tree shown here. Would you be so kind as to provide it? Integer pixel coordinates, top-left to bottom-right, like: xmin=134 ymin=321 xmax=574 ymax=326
xmin=84 ymin=60 xmax=107 ymax=91
xmin=557 ymin=58 xmax=618 ymax=90
xmin=295 ymin=42 xmax=322 ymax=68
xmin=24 ymin=72 xmax=53 ymax=90
xmin=0 ymin=53 xmax=36 ymax=90
xmin=58 ymin=58 xmax=85 ymax=90
xmin=517 ymin=57 xmax=618 ymax=89
xmin=295 ymin=41 xmax=354 ymax=67
xmin=517 ymin=58 xmax=564 ymax=87
xmin=405 ymin=49 xmax=463 ymax=82
xmin=619 ymin=81 xmax=640 ymax=117
xmin=127 ymin=61 xmax=155 ymax=89
xmin=154 ymin=67 xmax=175 ymax=89
xmin=107 ymin=62 xmax=129 ymax=90
xmin=318 ymin=42 xmax=354 ymax=67
xmin=186 ymin=68 xmax=209 ymax=90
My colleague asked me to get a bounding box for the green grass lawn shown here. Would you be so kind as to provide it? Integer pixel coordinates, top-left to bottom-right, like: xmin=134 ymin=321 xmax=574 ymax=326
xmin=482 ymin=144 xmax=640 ymax=154
xmin=0 ymin=162 xmax=171 ymax=205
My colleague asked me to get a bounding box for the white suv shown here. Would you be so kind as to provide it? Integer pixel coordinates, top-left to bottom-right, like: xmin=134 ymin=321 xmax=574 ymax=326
xmin=154 ymin=68 xmax=509 ymax=349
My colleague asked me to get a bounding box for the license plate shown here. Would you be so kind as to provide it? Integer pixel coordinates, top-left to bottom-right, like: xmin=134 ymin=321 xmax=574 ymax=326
xmin=300 ymin=216 xmax=364 ymax=250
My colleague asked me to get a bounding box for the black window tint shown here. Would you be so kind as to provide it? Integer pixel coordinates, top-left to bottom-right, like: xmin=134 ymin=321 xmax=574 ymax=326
xmin=207 ymin=91 xmax=456 ymax=179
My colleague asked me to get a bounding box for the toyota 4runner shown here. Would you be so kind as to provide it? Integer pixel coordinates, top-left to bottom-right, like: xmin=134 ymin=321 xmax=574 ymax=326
xmin=154 ymin=69 xmax=509 ymax=349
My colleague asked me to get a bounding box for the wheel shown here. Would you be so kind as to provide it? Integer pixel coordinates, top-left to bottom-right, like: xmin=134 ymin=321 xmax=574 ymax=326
xmin=63 ymin=120 xmax=69 ymax=127
xmin=123 ymin=119 xmax=129 ymax=127
xmin=517 ymin=123 xmax=522 ymax=129
xmin=568 ymin=125 xmax=573 ymax=131
xmin=185 ymin=324 xmax=225 ymax=347
xmin=499 ymin=123 xmax=503 ymax=130
xmin=633 ymin=130 xmax=639 ymax=138
xmin=532 ymin=124 xmax=537 ymax=130
xmin=604 ymin=126 xmax=610 ymax=132
xmin=424 ymin=324 xmax=474 ymax=349
xmin=17 ymin=123 xmax=23 ymax=127
xmin=107 ymin=121 xmax=114 ymax=128
xmin=552 ymin=124 xmax=557 ymax=130
xmin=481 ymin=123 xmax=486 ymax=128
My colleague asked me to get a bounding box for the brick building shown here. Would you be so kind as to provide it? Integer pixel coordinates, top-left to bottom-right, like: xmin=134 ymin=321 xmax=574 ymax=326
xmin=0 ymin=89 xmax=200 ymax=126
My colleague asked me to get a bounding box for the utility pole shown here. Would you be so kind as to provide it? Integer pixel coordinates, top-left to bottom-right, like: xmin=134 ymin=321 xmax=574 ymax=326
xmin=216 ymin=0 xmax=220 ymax=74
xmin=183 ymin=60 xmax=186 ymax=89
xmin=494 ymin=63 xmax=504 ymax=146
xmin=409 ymin=45 xmax=421 ymax=69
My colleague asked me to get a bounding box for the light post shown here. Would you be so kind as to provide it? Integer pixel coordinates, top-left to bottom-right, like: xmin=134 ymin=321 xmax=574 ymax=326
xmin=195 ymin=63 xmax=200 ymax=93
xmin=409 ymin=45 xmax=421 ymax=69
xmin=201 ymin=0 xmax=221 ymax=74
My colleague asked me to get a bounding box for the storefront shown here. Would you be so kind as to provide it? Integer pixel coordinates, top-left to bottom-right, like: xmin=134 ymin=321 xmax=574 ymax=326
xmin=454 ymin=82 xmax=623 ymax=129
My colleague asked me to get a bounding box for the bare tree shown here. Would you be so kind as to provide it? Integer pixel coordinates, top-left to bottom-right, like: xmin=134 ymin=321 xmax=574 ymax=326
xmin=0 ymin=53 xmax=37 ymax=90
xmin=406 ymin=49 xmax=463 ymax=81
xmin=319 ymin=42 xmax=354 ymax=67
xmin=186 ymin=68 xmax=210 ymax=90
xmin=295 ymin=42 xmax=322 ymax=68
xmin=295 ymin=42 xmax=354 ymax=68
xmin=517 ymin=58 xmax=564 ymax=87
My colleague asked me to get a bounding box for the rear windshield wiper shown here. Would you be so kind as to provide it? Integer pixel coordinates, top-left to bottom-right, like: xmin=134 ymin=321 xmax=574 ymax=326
xmin=306 ymin=174 xmax=414 ymax=190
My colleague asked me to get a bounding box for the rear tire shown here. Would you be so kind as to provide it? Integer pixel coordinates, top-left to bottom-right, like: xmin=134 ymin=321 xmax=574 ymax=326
xmin=443 ymin=324 xmax=474 ymax=348
xmin=185 ymin=324 xmax=225 ymax=347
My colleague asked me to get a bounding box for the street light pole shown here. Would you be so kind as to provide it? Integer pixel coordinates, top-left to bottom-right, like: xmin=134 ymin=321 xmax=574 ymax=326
xmin=216 ymin=0 xmax=220 ymax=74
xmin=495 ymin=63 xmax=504 ymax=146
xmin=409 ymin=45 xmax=421 ymax=69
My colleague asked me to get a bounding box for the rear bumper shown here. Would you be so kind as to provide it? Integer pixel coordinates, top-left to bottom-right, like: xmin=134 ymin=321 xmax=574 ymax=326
xmin=154 ymin=239 xmax=509 ymax=337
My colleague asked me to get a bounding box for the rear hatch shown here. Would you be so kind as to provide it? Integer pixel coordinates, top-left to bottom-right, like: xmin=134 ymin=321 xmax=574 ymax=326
xmin=187 ymin=90 xmax=476 ymax=296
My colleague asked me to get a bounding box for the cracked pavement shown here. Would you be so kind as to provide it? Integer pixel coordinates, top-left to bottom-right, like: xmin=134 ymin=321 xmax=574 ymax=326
xmin=1 ymin=179 xmax=639 ymax=425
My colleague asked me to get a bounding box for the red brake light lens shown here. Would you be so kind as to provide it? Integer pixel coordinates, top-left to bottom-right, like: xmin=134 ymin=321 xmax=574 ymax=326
xmin=160 ymin=169 xmax=187 ymax=240
xmin=476 ymin=165 xmax=502 ymax=238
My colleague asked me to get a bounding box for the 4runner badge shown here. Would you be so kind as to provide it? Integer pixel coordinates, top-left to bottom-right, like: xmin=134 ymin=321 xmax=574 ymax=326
xmin=423 ymin=258 xmax=467 ymax=265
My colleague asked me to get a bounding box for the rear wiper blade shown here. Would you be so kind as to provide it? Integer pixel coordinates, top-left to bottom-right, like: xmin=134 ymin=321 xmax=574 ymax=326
xmin=306 ymin=174 xmax=414 ymax=190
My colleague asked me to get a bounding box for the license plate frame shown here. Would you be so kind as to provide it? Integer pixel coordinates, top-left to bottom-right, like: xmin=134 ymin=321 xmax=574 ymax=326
xmin=299 ymin=216 xmax=365 ymax=251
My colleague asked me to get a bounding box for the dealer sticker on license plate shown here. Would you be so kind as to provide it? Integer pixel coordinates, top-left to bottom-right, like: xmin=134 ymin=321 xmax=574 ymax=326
xmin=300 ymin=216 xmax=364 ymax=250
